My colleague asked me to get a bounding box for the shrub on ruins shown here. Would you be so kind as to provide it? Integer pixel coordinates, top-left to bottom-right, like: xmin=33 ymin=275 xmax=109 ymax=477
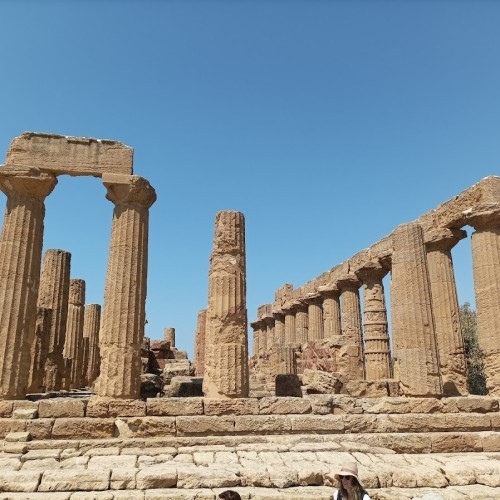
xmin=460 ymin=303 xmax=487 ymax=395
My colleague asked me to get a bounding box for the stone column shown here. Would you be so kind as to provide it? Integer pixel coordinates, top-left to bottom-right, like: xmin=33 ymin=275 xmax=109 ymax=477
xmin=64 ymin=279 xmax=86 ymax=389
xmin=391 ymin=222 xmax=442 ymax=396
xmin=356 ymin=262 xmax=392 ymax=380
xmin=272 ymin=309 xmax=285 ymax=346
xmin=83 ymin=304 xmax=101 ymax=386
xmin=293 ymin=300 xmax=309 ymax=345
xmin=470 ymin=208 xmax=500 ymax=395
xmin=0 ymin=168 xmax=57 ymax=399
xmin=338 ymin=273 xmax=364 ymax=379
xmin=318 ymin=284 xmax=341 ymax=339
xmin=425 ymin=228 xmax=468 ymax=395
xmin=203 ymin=211 xmax=249 ymax=398
xmin=271 ymin=346 xmax=296 ymax=375
xmin=282 ymin=302 xmax=296 ymax=346
xmin=38 ymin=249 xmax=71 ymax=392
xmin=81 ymin=337 xmax=90 ymax=387
xmin=96 ymin=174 xmax=156 ymax=399
xmin=28 ymin=308 xmax=52 ymax=393
xmin=263 ymin=315 xmax=275 ymax=351
xmin=194 ymin=309 xmax=207 ymax=377
xmin=305 ymin=293 xmax=323 ymax=341
xmin=250 ymin=320 xmax=262 ymax=358
xmin=164 ymin=327 xmax=175 ymax=348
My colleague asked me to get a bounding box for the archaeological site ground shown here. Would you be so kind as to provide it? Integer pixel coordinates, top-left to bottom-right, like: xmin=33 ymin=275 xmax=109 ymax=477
xmin=0 ymin=132 xmax=499 ymax=499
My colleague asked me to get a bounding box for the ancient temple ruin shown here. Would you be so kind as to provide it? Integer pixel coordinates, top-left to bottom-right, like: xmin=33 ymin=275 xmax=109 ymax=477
xmin=250 ymin=176 xmax=500 ymax=398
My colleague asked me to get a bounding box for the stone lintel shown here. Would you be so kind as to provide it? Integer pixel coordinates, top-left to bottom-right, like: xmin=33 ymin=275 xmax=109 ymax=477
xmin=289 ymin=299 xmax=307 ymax=312
xmin=4 ymin=132 xmax=133 ymax=177
xmin=337 ymin=273 xmax=362 ymax=290
xmin=424 ymin=227 xmax=467 ymax=252
xmin=303 ymin=292 xmax=322 ymax=304
xmin=317 ymin=283 xmax=340 ymax=297
xmin=463 ymin=203 xmax=500 ymax=230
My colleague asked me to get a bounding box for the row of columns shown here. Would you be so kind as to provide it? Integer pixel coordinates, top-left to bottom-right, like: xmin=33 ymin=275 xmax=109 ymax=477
xmin=252 ymin=217 xmax=499 ymax=397
xmin=0 ymin=168 xmax=156 ymax=400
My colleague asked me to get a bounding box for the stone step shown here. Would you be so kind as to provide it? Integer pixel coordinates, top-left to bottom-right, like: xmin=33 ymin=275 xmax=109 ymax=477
xmin=0 ymin=441 xmax=498 ymax=495
xmin=0 ymin=484 xmax=499 ymax=499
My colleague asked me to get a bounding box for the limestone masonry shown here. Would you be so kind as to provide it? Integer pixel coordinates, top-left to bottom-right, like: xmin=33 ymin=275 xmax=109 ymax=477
xmin=0 ymin=132 xmax=499 ymax=498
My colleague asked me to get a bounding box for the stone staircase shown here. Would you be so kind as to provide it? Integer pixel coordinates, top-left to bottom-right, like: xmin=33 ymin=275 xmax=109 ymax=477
xmin=0 ymin=395 xmax=499 ymax=499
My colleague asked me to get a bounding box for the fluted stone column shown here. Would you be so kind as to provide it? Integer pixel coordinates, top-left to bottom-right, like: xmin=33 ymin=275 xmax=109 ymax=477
xmin=282 ymin=302 xmax=296 ymax=346
xmin=263 ymin=315 xmax=275 ymax=351
xmin=96 ymin=174 xmax=156 ymax=399
xmin=0 ymin=168 xmax=57 ymax=399
xmin=356 ymin=262 xmax=392 ymax=380
xmin=305 ymin=293 xmax=323 ymax=341
xmin=293 ymin=300 xmax=308 ymax=345
xmin=28 ymin=308 xmax=52 ymax=393
xmin=273 ymin=309 xmax=285 ymax=346
xmin=318 ymin=284 xmax=341 ymax=339
xmin=83 ymin=304 xmax=101 ymax=386
xmin=203 ymin=211 xmax=249 ymax=398
xmin=38 ymin=249 xmax=71 ymax=392
xmin=250 ymin=320 xmax=262 ymax=358
xmin=271 ymin=346 xmax=296 ymax=376
xmin=164 ymin=327 xmax=175 ymax=348
xmin=64 ymin=279 xmax=85 ymax=389
xmin=194 ymin=309 xmax=207 ymax=377
xmin=425 ymin=228 xmax=468 ymax=396
xmin=391 ymin=223 xmax=442 ymax=396
xmin=470 ymin=208 xmax=500 ymax=395
xmin=81 ymin=337 xmax=90 ymax=387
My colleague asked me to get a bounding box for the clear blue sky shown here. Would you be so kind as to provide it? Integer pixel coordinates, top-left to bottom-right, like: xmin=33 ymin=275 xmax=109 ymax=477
xmin=0 ymin=1 xmax=499 ymax=358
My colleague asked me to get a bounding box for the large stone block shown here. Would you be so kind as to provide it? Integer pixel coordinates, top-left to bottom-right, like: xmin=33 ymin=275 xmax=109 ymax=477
xmin=4 ymin=132 xmax=133 ymax=177
xmin=176 ymin=416 xmax=235 ymax=436
xmin=38 ymin=399 xmax=86 ymax=418
xmin=38 ymin=469 xmax=110 ymax=491
xmin=290 ymin=415 xmax=344 ymax=433
xmin=51 ymin=418 xmax=115 ymax=439
xmin=204 ymin=398 xmax=259 ymax=416
xmin=234 ymin=415 xmax=292 ymax=433
xmin=147 ymin=398 xmax=203 ymax=416
xmin=117 ymin=417 xmax=176 ymax=437
xmin=259 ymin=397 xmax=312 ymax=415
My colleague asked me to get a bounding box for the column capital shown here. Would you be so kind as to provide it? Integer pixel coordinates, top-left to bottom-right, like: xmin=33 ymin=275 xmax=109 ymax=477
xmin=250 ymin=319 xmax=264 ymax=330
xmin=465 ymin=203 xmax=500 ymax=231
xmin=290 ymin=299 xmax=308 ymax=312
xmin=424 ymin=228 xmax=467 ymax=252
xmin=303 ymin=292 xmax=322 ymax=305
xmin=337 ymin=273 xmax=361 ymax=291
xmin=318 ymin=283 xmax=340 ymax=298
xmin=262 ymin=314 xmax=275 ymax=326
xmin=355 ymin=260 xmax=388 ymax=282
xmin=0 ymin=168 xmax=57 ymax=200
xmin=281 ymin=301 xmax=296 ymax=314
xmin=271 ymin=305 xmax=284 ymax=318
xmin=103 ymin=174 xmax=156 ymax=208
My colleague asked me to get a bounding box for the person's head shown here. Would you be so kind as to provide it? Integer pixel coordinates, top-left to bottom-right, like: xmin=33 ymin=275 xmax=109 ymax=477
xmin=334 ymin=461 xmax=364 ymax=499
xmin=218 ymin=491 xmax=242 ymax=500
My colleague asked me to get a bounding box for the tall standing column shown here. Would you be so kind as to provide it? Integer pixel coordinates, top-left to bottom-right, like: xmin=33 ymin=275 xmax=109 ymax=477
xmin=273 ymin=309 xmax=285 ymax=346
xmin=282 ymin=302 xmax=296 ymax=346
xmin=305 ymin=293 xmax=323 ymax=341
xmin=0 ymin=169 xmax=57 ymax=399
xmin=164 ymin=327 xmax=175 ymax=348
xmin=391 ymin=223 xmax=442 ymax=396
xmin=84 ymin=304 xmax=101 ymax=386
xmin=96 ymin=174 xmax=156 ymax=399
xmin=425 ymin=228 xmax=468 ymax=395
xmin=250 ymin=320 xmax=263 ymax=358
xmin=203 ymin=211 xmax=249 ymax=398
xmin=293 ymin=300 xmax=308 ymax=345
xmin=194 ymin=309 xmax=207 ymax=376
xmin=38 ymin=249 xmax=71 ymax=391
xmin=318 ymin=284 xmax=341 ymax=339
xmin=263 ymin=315 xmax=275 ymax=351
xmin=64 ymin=279 xmax=85 ymax=389
xmin=470 ymin=209 xmax=500 ymax=395
xmin=28 ymin=308 xmax=52 ymax=393
xmin=356 ymin=262 xmax=392 ymax=380
xmin=338 ymin=273 xmax=364 ymax=379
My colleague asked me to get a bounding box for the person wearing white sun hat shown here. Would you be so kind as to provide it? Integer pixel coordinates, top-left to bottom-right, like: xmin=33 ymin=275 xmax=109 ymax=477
xmin=332 ymin=461 xmax=371 ymax=500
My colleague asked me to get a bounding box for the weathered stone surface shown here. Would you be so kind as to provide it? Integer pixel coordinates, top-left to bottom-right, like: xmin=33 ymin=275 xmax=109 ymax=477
xmin=117 ymin=417 xmax=176 ymax=438
xmin=51 ymin=418 xmax=115 ymax=439
xmin=203 ymin=211 xmax=249 ymax=398
xmin=302 ymin=369 xmax=342 ymax=395
xmin=38 ymin=469 xmax=110 ymax=491
xmin=5 ymin=132 xmax=133 ymax=176
xmin=176 ymin=416 xmax=235 ymax=436
xmin=235 ymin=416 xmax=292 ymax=433
xmin=146 ymin=398 xmax=203 ymax=416
xmin=259 ymin=397 xmax=311 ymax=415
xmin=194 ymin=310 xmax=207 ymax=377
xmin=275 ymin=374 xmax=302 ymax=397
xmin=38 ymin=398 xmax=86 ymax=418
xmin=136 ymin=467 xmax=177 ymax=489
xmin=0 ymin=471 xmax=42 ymax=492
xmin=204 ymin=399 xmax=259 ymax=416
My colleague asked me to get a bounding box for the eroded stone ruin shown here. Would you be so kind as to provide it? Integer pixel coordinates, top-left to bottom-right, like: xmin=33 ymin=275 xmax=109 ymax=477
xmin=0 ymin=132 xmax=499 ymax=499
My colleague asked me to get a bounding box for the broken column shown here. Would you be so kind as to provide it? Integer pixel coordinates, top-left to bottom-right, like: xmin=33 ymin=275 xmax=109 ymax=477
xmin=83 ymin=304 xmax=101 ymax=386
xmin=469 ymin=207 xmax=500 ymax=395
xmin=425 ymin=228 xmax=468 ymax=395
xmin=96 ymin=174 xmax=156 ymax=399
xmin=318 ymin=283 xmax=341 ymax=339
xmin=28 ymin=308 xmax=52 ymax=393
xmin=64 ymin=279 xmax=86 ymax=389
xmin=356 ymin=261 xmax=392 ymax=380
xmin=391 ymin=222 xmax=442 ymax=396
xmin=194 ymin=309 xmax=207 ymax=377
xmin=164 ymin=327 xmax=175 ymax=348
xmin=282 ymin=301 xmax=297 ymax=346
xmin=38 ymin=249 xmax=71 ymax=392
xmin=203 ymin=210 xmax=249 ymax=398
xmin=0 ymin=168 xmax=57 ymax=399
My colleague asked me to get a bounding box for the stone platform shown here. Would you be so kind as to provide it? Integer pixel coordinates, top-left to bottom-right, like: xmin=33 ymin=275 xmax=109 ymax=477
xmin=0 ymin=396 xmax=499 ymax=499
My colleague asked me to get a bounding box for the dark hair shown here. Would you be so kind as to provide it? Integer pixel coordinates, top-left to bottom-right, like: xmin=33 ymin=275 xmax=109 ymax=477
xmin=218 ymin=491 xmax=242 ymax=500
